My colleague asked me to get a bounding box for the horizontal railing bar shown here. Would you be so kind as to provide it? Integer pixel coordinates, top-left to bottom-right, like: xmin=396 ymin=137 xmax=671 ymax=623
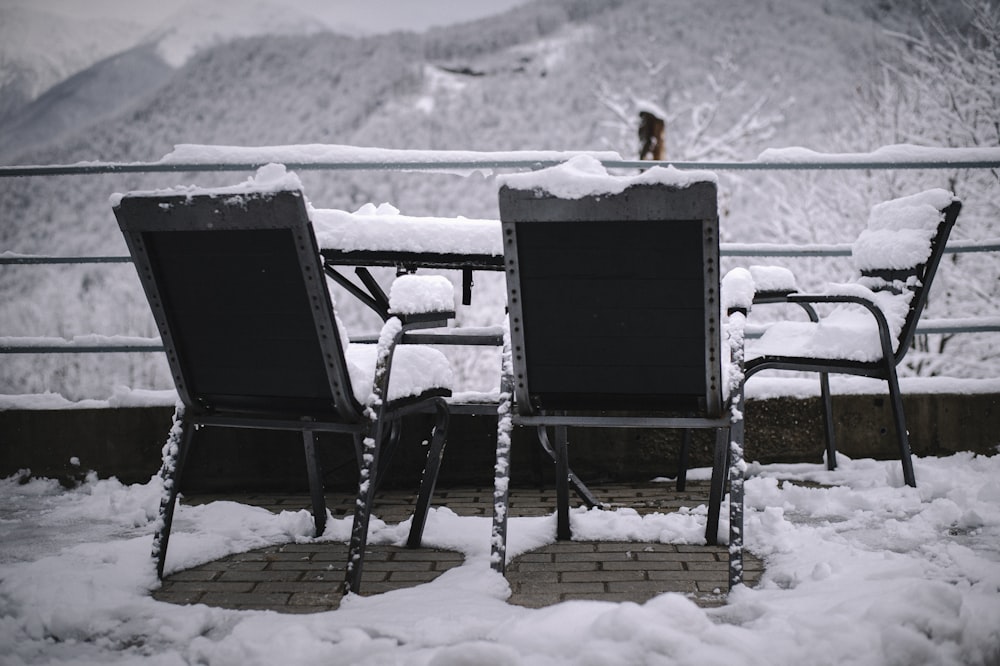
xmin=7 ymin=315 xmax=999 ymax=354
xmin=0 ymin=336 xmax=164 ymax=354
xmin=746 ymin=318 xmax=1000 ymax=339
xmin=0 ymin=344 xmax=165 ymax=353
xmin=942 ymin=239 xmax=1000 ymax=253
xmin=915 ymin=318 xmax=1000 ymax=335
xmin=0 ymin=255 xmax=133 ymax=265
xmin=2 ymin=157 xmax=1000 ymax=178
xmin=6 ymin=238 xmax=998 ymax=266
xmin=722 ymin=243 xmax=852 ymax=257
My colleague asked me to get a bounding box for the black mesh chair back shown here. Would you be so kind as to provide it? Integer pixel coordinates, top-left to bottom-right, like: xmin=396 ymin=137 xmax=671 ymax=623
xmin=500 ymin=181 xmax=723 ymax=417
xmin=115 ymin=189 xmax=360 ymax=422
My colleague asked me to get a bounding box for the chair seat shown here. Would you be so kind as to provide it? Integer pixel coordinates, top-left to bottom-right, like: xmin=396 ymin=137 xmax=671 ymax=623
xmin=345 ymin=343 xmax=453 ymax=403
xmin=749 ymin=285 xmax=913 ymax=364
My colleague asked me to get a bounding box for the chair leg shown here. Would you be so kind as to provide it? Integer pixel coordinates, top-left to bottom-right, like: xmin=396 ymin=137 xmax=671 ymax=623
xmin=490 ymin=356 xmax=515 ymax=574
xmin=407 ymin=401 xmax=450 ymax=549
xmin=302 ymin=430 xmax=327 ymax=538
xmin=886 ymin=365 xmax=917 ymax=488
xmin=820 ymin=372 xmax=837 ymax=470
xmin=345 ymin=423 xmax=383 ymax=594
xmin=728 ymin=418 xmax=746 ymax=589
xmin=352 ymin=433 xmax=364 ymax=473
xmin=536 ymin=426 xmax=602 ymax=509
xmin=554 ymin=425 xmax=571 ymax=541
xmin=153 ymin=408 xmax=194 ymax=579
xmin=677 ymin=429 xmax=692 ymax=492
xmin=705 ymin=426 xmax=730 ymax=546
xmin=374 ymin=419 xmax=403 ymax=489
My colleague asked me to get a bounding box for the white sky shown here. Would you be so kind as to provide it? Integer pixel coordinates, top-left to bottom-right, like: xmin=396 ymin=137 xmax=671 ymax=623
xmin=3 ymin=0 xmax=533 ymax=34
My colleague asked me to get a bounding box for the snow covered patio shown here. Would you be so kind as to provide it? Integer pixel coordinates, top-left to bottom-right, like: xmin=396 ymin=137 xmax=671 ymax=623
xmin=2 ymin=452 xmax=998 ymax=665
xmin=152 ymin=481 xmax=764 ymax=612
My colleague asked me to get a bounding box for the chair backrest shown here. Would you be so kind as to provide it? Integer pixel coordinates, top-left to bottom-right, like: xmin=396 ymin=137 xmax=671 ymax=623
xmin=114 ymin=189 xmax=362 ymax=421
xmin=852 ymin=190 xmax=961 ymax=362
xmin=499 ymin=179 xmax=723 ymax=417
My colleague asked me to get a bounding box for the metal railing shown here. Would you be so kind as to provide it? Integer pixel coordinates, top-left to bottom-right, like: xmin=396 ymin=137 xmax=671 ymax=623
xmin=2 ymin=150 xmax=999 ymax=356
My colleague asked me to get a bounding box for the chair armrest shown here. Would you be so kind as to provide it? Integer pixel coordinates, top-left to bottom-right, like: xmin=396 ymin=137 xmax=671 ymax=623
xmin=401 ymin=325 xmax=505 ymax=347
xmin=721 ymin=267 xmax=754 ymax=314
xmin=783 ymin=288 xmax=899 ymax=361
xmin=748 ymin=265 xmax=799 ymax=303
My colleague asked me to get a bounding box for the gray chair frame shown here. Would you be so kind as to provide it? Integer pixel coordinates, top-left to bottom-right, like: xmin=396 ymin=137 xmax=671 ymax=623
xmin=492 ymin=180 xmax=747 ymax=588
xmin=744 ymin=199 xmax=961 ymax=488
xmin=114 ymin=189 xmax=451 ymax=593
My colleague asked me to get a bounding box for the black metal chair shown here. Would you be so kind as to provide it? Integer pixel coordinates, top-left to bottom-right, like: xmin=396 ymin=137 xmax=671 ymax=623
xmin=744 ymin=189 xmax=962 ymax=487
xmin=113 ymin=188 xmax=454 ymax=593
xmin=492 ymin=174 xmax=748 ymax=588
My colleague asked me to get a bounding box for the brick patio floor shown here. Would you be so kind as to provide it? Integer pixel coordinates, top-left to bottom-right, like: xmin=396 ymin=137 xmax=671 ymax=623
xmin=153 ymin=481 xmax=762 ymax=612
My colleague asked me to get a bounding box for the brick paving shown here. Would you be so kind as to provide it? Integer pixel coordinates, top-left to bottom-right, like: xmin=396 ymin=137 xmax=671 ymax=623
xmin=154 ymin=481 xmax=762 ymax=612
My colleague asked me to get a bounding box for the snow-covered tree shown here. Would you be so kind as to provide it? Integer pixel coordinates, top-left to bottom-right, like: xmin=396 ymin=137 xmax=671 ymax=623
xmin=595 ymin=52 xmax=788 ymax=162
xmin=848 ymin=0 xmax=999 ymax=376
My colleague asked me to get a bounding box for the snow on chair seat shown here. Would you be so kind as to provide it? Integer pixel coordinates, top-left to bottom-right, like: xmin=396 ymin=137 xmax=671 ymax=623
xmin=744 ymin=188 xmax=962 ymax=488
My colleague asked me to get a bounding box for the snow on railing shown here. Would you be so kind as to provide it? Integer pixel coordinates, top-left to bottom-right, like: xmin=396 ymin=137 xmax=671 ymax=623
xmin=1 ymin=143 xmax=998 ymax=177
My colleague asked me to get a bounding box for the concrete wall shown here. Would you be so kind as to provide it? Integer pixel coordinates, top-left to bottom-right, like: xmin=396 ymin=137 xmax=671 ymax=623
xmin=1 ymin=393 xmax=997 ymax=491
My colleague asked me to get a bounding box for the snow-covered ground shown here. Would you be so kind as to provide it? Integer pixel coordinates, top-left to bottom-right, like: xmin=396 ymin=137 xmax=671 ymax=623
xmin=1 ymin=451 xmax=999 ymax=665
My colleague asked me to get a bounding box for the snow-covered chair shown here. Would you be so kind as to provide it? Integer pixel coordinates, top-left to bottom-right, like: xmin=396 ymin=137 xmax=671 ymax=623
xmin=493 ymin=158 xmax=749 ymax=588
xmin=745 ymin=189 xmax=962 ymax=487
xmin=113 ymin=187 xmax=455 ymax=593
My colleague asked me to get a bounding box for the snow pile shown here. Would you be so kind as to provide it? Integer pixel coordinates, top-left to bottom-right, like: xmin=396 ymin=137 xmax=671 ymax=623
xmin=721 ymin=267 xmax=755 ymax=312
xmin=748 ymin=265 xmax=798 ymax=294
xmin=344 ymin=343 xmax=453 ymax=403
xmin=1 ymin=453 xmax=998 ymax=664
xmin=388 ymin=274 xmax=455 ymax=315
xmin=310 ymin=201 xmax=501 ymax=256
xmin=160 ymin=144 xmax=622 ymax=173
xmin=109 ymin=162 xmax=303 ymax=207
xmin=853 ymin=188 xmax=953 ymax=272
xmin=756 ymin=144 xmax=1000 ymax=165
xmin=497 ymin=154 xmax=717 ymax=199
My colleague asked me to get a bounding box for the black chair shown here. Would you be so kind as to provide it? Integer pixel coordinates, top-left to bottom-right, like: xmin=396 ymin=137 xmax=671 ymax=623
xmin=492 ymin=174 xmax=748 ymax=588
xmin=744 ymin=189 xmax=962 ymax=487
xmin=113 ymin=188 xmax=454 ymax=593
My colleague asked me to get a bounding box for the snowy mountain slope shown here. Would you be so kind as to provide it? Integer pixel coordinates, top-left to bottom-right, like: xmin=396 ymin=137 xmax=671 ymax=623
xmin=0 ymin=6 xmax=142 ymax=126
xmin=148 ymin=0 xmax=332 ymax=67
xmin=0 ymin=42 xmax=173 ymax=160
xmin=0 ymin=0 xmax=991 ymax=398
xmin=0 ymin=0 xmax=355 ymax=162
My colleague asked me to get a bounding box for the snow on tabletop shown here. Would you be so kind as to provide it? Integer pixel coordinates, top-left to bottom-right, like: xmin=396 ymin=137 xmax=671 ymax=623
xmin=388 ymin=274 xmax=455 ymax=315
xmin=109 ymin=163 xmax=303 ymax=208
xmin=756 ymin=143 xmax=1000 ymax=164
xmin=748 ymin=265 xmax=798 ymax=293
xmin=309 ymin=202 xmax=502 ymax=256
xmin=497 ymin=154 xmax=717 ymax=199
